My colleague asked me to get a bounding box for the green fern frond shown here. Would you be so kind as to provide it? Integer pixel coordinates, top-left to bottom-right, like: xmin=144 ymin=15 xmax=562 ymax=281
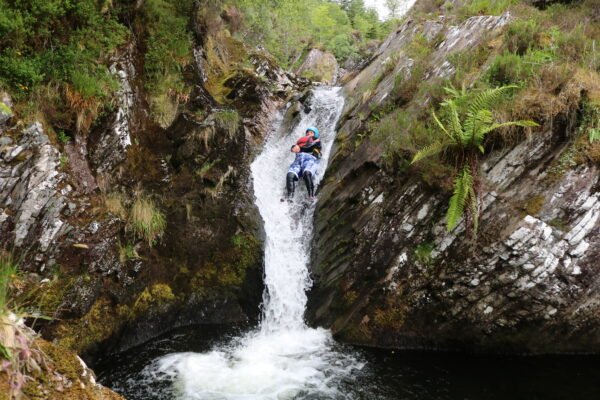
xmin=415 ymin=84 xmax=539 ymax=238
xmin=446 ymin=167 xmax=473 ymax=231
xmin=467 ymin=85 xmax=517 ymax=116
xmin=464 ymin=109 xmax=494 ymax=146
xmin=477 ymin=119 xmax=539 ymax=140
xmin=411 ymin=141 xmax=447 ymax=164
xmin=442 ymin=83 xmax=467 ymax=100
xmin=446 ymin=100 xmax=464 ymax=143
xmin=432 ymin=110 xmax=450 ymax=137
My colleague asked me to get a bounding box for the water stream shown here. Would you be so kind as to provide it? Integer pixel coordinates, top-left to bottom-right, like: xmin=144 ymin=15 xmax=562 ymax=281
xmin=108 ymin=87 xmax=361 ymax=399
xmin=97 ymin=87 xmax=600 ymax=400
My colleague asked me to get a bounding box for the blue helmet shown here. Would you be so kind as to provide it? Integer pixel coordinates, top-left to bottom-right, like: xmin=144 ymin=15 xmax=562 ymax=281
xmin=306 ymin=127 xmax=319 ymax=139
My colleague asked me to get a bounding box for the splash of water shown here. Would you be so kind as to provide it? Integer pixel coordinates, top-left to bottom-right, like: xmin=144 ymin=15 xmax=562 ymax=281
xmin=142 ymin=87 xmax=362 ymax=399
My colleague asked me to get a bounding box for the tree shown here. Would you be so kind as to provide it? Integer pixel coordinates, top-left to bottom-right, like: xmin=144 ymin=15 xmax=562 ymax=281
xmin=411 ymin=85 xmax=539 ymax=235
xmin=347 ymin=0 xmax=366 ymax=23
xmin=384 ymin=0 xmax=402 ymax=18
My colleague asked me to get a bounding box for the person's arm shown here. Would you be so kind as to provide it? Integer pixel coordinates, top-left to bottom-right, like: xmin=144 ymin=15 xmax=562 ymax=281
xmin=299 ymin=144 xmax=314 ymax=153
xmin=301 ymin=138 xmax=321 ymax=150
xmin=301 ymin=143 xmax=322 ymax=159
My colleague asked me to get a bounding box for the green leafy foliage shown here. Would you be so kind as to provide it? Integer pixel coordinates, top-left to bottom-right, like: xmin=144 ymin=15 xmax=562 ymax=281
xmin=487 ymin=50 xmax=554 ymax=86
xmin=457 ymin=0 xmax=518 ymax=19
xmin=411 ymin=85 xmax=539 ymax=235
xmin=447 ymin=167 xmax=475 ymax=231
xmin=0 ymin=0 xmax=128 ymax=129
xmin=414 ymin=242 xmax=435 ymax=265
xmin=56 ymin=130 xmax=71 ymax=145
xmin=229 ymin=0 xmax=388 ymax=66
xmin=142 ymin=0 xmax=194 ymax=122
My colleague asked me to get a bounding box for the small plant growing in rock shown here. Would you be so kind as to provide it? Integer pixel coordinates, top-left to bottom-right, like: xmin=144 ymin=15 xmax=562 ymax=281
xmin=205 ymin=165 xmax=236 ymax=199
xmin=129 ymin=195 xmax=167 ymax=246
xmin=196 ymin=159 xmax=217 ymax=179
xmin=411 ymin=85 xmax=538 ymax=235
xmin=414 ymin=242 xmax=435 ymax=265
xmin=0 ymin=254 xmax=47 ymax=399
xmin=56 ymin=130 xmax=71 ymax=145
xmin=118 ymin=242 xmax=139 ymax=264
xmin=104 ymin=192 xmax=128 ymax=220
xmin=214 ymin=110 xmax=239 ymax=140
xmin=583 ymin=103 xmax=600 ymax=144
xmin=58 ymin=154 xmax=69 ymax=170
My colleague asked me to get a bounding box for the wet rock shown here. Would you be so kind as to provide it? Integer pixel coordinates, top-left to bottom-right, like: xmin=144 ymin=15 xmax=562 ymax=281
xmin=296 ymin=49 xmax=339 ymax=85
xmin=252 ymin=53 xmax=300 ymax=95
xmin=90 ymin=47 xmax=135 ymax=174
xmin=0 ymin=136 xmax=13 ymax=147
xmin=281 ymin=90 xmax=314 ymax=133
xmin=0 ymin=122 xmax=69 ymax=263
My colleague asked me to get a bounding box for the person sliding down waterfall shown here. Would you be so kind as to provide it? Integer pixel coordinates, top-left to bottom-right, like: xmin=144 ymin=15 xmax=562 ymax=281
xmin=285 ymin=127 xmax=321 ymax=201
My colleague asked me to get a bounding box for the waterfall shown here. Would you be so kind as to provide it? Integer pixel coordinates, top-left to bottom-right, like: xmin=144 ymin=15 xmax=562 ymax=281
xmin=143 ymin=87 xmax=362 ymax=399
xmin=255 ymin=87 xmax=343 ymax=332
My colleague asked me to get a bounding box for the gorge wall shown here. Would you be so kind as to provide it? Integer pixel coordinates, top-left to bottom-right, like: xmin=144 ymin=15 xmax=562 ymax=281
xmin=307 ymin=1 xmax=600 ymax=353
xmin=0 ymin=1 xmax=309 ymax=363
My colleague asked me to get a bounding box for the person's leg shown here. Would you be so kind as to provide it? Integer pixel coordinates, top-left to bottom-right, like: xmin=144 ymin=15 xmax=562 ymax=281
xmin=302 ymin=170 xmax=314 ymax=197
xmin=286 ymin=172 xmax=298 ymax=198
xmin=286 ymin=157 xmax=302 ymax=199
xmin=302 ymin=156 xmax=318 ymax=198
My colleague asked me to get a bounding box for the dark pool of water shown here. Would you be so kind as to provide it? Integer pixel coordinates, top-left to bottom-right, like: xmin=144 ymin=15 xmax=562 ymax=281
xmin=96 ymin=324 xmax=600 ymax=400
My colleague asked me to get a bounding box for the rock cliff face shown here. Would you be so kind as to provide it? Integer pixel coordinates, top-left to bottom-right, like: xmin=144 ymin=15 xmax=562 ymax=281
xmin=295 ymin=49 xmax=340 ymax=85
xmin=307 ymin=11 xmax=600 ymax=353
xmin=0 ymin=5 xmax=306 ymax=361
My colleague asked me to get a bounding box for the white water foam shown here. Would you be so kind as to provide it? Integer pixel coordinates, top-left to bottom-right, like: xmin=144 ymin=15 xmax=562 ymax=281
xmin=143 ymin=87 xmax=362 ymax=399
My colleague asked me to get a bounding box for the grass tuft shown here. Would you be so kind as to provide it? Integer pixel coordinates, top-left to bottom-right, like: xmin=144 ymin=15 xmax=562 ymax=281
xmin=129 ymin=195 xmax=167 ymax=246
xmin=0 ymin=254 xmax=17 ymax=314
xmin=104 ymin=192 xmax=128 ymax=220
xmin=214 ymin=110 xmax=239 ymax=140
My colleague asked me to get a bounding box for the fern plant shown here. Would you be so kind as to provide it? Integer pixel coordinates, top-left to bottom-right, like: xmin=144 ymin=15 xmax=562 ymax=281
xmin=412 ymin=85 xmax=538 ymax=235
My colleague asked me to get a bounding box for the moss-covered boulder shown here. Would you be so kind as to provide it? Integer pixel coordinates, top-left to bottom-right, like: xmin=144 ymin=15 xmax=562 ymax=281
xmin=296 ymin=49 xmax=339 ymax=85
xmin=0 ymin=338 xmax=123 ymax=400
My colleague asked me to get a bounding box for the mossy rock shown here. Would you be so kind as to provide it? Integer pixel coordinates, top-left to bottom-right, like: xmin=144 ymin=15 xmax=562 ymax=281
xmin=296 ymin=49 xmax=339 ymax=85
xmin=54 ymin=282 xmax=179 ymax=355
xmin=190 ymin=233 xmax=261 ymax=296
xmin=131 ymin=283 xmax=176 ymax=315
xmin=0 ymin=101 xmax=13 ymax=125
xmin=55 ymin=298 xmax=121 ymax=354
xmin=0 ymin=101 xmax=11 ymax=115
xmin=0 ymin=339 xmax=123 ymax=400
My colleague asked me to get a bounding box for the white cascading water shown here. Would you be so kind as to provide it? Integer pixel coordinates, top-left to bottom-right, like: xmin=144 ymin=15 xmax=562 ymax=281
xmin=142 ymin=87 xmax=362 ymax=399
